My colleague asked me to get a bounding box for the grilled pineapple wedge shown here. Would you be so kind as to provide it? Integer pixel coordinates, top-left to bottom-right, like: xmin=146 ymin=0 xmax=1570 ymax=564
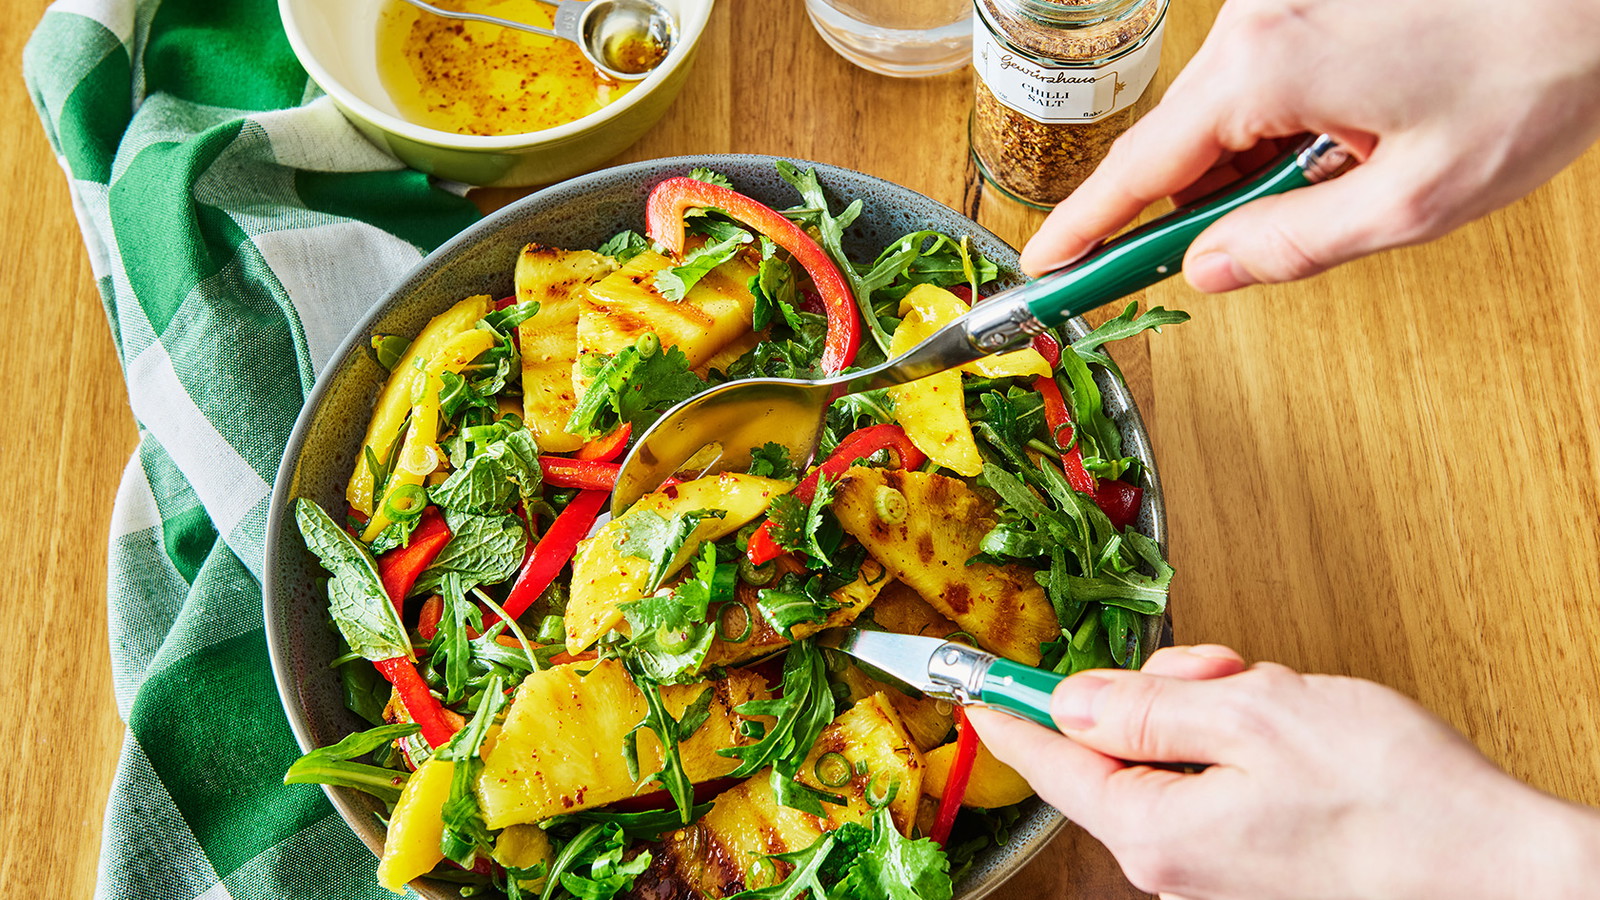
xmin=832 ymin=467 xmax=1059 ymax=665
xmin=564 ymin=472 xmax=793 ymax=653
xmin=515 ymin=244 xmax=619 ymax=453
xmin=575 ymin=247 xmax=758 ymax=392
xmin=640 ymin=694 xmax=923 ymax=898
xmin=475 ymin=660 xmax=772 ymax=829
xmin=702 ymin=558 xmax=887 ymax=669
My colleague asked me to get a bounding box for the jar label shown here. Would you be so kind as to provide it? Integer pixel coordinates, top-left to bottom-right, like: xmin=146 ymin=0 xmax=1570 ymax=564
xmin=974 ymin=18 xmax=1166 ymax=123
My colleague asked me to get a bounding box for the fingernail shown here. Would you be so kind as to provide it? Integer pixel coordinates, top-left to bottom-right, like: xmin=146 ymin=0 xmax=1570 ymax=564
xmin=1188 ymin=251 xmax=1256 ymax=292
xmin=1184 ymin=644 xmax=1243 ymax=661
xmin=1052 ymin=675 xmax=1111 ymax=730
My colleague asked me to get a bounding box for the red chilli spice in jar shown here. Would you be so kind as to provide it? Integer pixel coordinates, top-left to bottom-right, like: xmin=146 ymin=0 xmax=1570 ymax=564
xmin=971 ymin=0 xmax=1167 ymax=208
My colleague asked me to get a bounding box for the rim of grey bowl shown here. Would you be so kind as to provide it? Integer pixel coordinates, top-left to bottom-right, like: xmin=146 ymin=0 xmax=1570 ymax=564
xmin=263 ymin=154 xmax=1169 ymax=900
xmin=276 ymin=0 xmax=714 ymax=150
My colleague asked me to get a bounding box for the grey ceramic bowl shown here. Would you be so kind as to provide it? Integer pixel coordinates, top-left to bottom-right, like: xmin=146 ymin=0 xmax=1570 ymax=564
xmin=264 ymin=156 xmax=1170 ymax=900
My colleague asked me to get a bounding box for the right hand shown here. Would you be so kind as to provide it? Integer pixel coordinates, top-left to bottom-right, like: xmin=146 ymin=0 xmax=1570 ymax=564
xmin=969 ymin=646 xmax=1600 ymax=900
xmin=1019 ymin=0 xmax=1600 ymax=292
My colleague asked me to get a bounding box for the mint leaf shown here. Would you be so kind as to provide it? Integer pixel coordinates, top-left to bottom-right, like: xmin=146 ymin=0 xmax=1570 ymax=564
xmin=429 ymin=425 xmax=541 ymax=516
xmin=412 ymin=509 xmax=525 ymax=599
xmin=598 ymin=229 xmax=651 ymax=263
xmin=294 ymin=499 xmax=411 ymax=662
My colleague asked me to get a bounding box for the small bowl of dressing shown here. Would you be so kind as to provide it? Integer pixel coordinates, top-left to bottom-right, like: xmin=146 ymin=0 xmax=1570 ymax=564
xmin=280 ymin=0 xmax=713 ymax=187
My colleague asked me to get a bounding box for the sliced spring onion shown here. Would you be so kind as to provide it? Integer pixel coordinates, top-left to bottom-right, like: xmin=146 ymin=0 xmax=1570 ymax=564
xmin=381 ymin=482 xmax=426 ymax=523
xmin=717 ymin=602 xmax=753 ymax=643
xmin=738 ymin=556 xmax=777 ymax=586
xmin=865 ymin=772 xmax=899 ymax=809
xmin=813 ymin=751 xmax=852 ymax=788
xmin=872 ymin=485 xmax=907 ymax=525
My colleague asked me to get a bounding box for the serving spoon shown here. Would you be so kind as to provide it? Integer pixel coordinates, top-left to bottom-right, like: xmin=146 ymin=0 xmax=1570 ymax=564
xmin=611 ymin=135 xmax=1356 ymax=515
xmin=397 ymin=0 xmax=676 ymax=80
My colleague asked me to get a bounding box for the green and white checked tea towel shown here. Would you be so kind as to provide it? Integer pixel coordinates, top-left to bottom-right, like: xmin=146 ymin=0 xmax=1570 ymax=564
xmin=25 ymin=1 xmax=483 ymax=896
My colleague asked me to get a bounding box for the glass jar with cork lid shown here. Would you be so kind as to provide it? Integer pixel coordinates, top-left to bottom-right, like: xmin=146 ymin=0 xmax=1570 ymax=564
xmin=971 ymin=0 xmax=1168 ymax=208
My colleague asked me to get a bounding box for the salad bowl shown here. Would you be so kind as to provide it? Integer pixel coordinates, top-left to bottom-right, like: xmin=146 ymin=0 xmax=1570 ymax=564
xmin=263 ymin=156 xmax=1171 ymax=899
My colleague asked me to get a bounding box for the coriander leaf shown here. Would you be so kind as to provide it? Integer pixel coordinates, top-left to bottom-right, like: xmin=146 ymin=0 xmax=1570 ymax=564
xmin=283 ymin=722 xmax=418 ymax=804
xmin=688 ymin=166 xmax=734 ymax=189
xmin=429 ymin=426 xmax=541 ymax=517
xmin=615 ymin=507 xmax=726 ymax=594
xmin=764 ymin=473 xmax=842 ymax=568
xmin=620 ymin=543 xmax=733 ymax=682
xmin=438 ymin=673 xmax=507 ymax=867
xmin=566 ymin=339 xmax=709 ymax=439
xmin=831 ymin=809 xmax=953 ymax=900
xmin=598 ymin=229 xmax=651 ymax=263
xmin=747 ymin=442 xmax=798 ymax=480
xmin=656 ymin=232 xmax=753 ymax=301
xmin=294 ymin=499 xmax=411 ymax=661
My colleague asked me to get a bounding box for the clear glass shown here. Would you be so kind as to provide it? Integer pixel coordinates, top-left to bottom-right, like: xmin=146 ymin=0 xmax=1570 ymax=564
xmin=804 ymin=0 xmax=973 ymax=78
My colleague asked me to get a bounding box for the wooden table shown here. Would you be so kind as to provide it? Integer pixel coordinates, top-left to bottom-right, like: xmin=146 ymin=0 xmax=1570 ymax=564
xmin=7 ymin=1 xmax=1600 ymax=897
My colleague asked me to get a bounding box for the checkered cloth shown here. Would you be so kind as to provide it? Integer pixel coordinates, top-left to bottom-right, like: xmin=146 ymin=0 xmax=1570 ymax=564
xmin=25 ymin=1 xmax=482 ymax=896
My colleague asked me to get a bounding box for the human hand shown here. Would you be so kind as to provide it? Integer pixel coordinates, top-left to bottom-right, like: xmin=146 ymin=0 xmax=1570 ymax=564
xmin=1018 ymin=0 xmax=1600 ymax=291
xmin=968 ymin=645 xmax=1600 ymax=900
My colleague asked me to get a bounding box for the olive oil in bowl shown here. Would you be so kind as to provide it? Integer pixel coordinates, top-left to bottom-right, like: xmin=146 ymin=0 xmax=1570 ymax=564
xmin=376 ymin=0 xmax=637 ymax=137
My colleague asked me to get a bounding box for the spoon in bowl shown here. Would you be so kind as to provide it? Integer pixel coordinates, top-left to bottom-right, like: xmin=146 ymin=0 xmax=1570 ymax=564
xmin=611 ymin=135 xmax=1357 ymax=515
xmin=396 ymin=0 xmax=676 ymax=80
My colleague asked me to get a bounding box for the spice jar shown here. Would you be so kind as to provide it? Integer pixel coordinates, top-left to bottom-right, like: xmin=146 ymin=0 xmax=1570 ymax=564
xmin=971 ymin=0 xmax=1167 ymax=207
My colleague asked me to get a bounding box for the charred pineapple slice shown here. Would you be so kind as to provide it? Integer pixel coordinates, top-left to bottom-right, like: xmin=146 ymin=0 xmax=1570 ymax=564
xmin=515 ymin=244 xmax=618 ymax=453
xmin=923 ymin=739 xmax=1035 ymax=808
xmin=702 ymin=558 xmax=886 ymax=669
xmin=640 ymin=694 xmax=924 ymax=898
xmin=564 ymin=472 xmax=793 ymax=653
xmin=475 ymin=660 xmax=772 ymax=829
xmin=576 ymin=247 xmax=758 ymax=381
xmin=832 ymin=467 xmax=1059 ymax=665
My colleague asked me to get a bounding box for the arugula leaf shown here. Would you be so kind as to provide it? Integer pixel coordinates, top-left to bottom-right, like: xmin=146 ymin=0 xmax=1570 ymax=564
xmin=756 ymin=573 xmax=840 ymax=640
xmin=597 ymin=229 xmax=650 ymax=263
xmin=484 ymin=300 xmax=540 ymax=335
xmin=437 ymin=673 xmax=507 ymax=867
xmin=656 ymin=232 xmax=753 ymax=301
xmin=294 ymin=499 xmax=411 ymax=661
xmin=621 ymin=658 xmax=718 ymax=823
xmin=538 ymin=822 xmax=652 ymax=900
xmin=831 ymin=809 xmax=953 ymax=900
xmin=727 ymin=335 xmax=825 ymax=381
xmin=1053 ymin=351 xmax=1131 ymax=480
xmin=565 ymin=338 xmax=708 ymax=439
xmin=774 ymin=161 xmax=889 ymax=354
xmin=971 ymin=389 xmax=1047 ymax=478
xmin=615 ymin=507 xmax=726 ymax=594
xmin=544 ymin=802 xmax=714 ymax=840
xmin=747 ymin=442 xmax=798 ymax=480
xmin=724 ymin=831 xmax=837 ymax=900
xmin=819 ymin=390 xmax=895 ymax=458
xmin=370 ymin=334 xmax=411 ymax=372
xmin=429 ymin=425 xmax=542 ymax=517
xmin=719 ymin=640 xmax=840 ymax=816
xmin=1071 ymin=301 xmax=1191 ymax=375
xmin=283 ymin=723 xmax=417 ymax=804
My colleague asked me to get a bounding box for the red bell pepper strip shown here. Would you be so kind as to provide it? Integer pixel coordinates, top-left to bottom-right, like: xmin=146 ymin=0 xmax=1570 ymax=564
xmin=746 ymin=424 xmax=927 ymax=566
xmin=645 ymin=177 xmax=860 ymax=373
xmin=1034 ymin=376 xmax=1099 ymax=496
xmin=376 ymin=507 xmax=452 ymax=615
xmin=374 ymin=656 xmax=460 ymax=748
xmin=1095 ymin=479 xmax=1144 ymax=531
xmin=485 ymin=489 xmax=610 ymax=629
xmin=539 ymin=457 xmax=620 ymax=491
xmin=930 ymin=706 xmax=978 ymax=846
xmin=576 ymin=423 xmax=632 ymax=462
xmin=417 ymin=595 xmax=444 ymax=641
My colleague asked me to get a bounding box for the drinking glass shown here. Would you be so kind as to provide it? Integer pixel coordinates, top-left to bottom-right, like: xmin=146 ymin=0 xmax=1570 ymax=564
xmin=804 ymin=0 xmax=973 ymax=78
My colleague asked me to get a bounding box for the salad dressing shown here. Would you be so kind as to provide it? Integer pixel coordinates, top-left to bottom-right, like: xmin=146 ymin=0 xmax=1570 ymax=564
xmin=376 ymin=0 xmax=636 ymax=137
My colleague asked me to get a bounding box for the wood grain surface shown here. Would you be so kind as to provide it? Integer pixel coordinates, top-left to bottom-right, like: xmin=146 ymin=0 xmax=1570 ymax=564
xmin=6 ymin=0 xmax=1600 ymax=897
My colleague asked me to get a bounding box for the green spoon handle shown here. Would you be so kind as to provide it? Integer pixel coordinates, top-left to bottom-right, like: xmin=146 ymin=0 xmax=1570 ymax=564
xmin=978 ymin=657 xmax=1069 ymax=731
xmin=962 ymin=135 xmax=1354 ymax=355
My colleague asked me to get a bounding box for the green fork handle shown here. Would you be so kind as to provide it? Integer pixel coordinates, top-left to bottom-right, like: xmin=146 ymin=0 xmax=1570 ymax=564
xmin=964 ymin=135 xmax=1355 ymax=353
xmin=977 ymin=657 xmax=1070 ymax=731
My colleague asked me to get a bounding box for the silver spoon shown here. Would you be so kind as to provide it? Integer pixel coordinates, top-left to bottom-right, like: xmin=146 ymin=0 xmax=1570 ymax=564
xmin=396 ymin=0 xmax=676 ymax=81
xmin=611 ymin=136 xmax=1356 ymax=515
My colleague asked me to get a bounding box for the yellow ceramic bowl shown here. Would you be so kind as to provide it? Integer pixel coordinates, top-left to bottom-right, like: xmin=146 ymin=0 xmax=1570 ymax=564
xmin=278 ymin=0 xmax=713 ymax=187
